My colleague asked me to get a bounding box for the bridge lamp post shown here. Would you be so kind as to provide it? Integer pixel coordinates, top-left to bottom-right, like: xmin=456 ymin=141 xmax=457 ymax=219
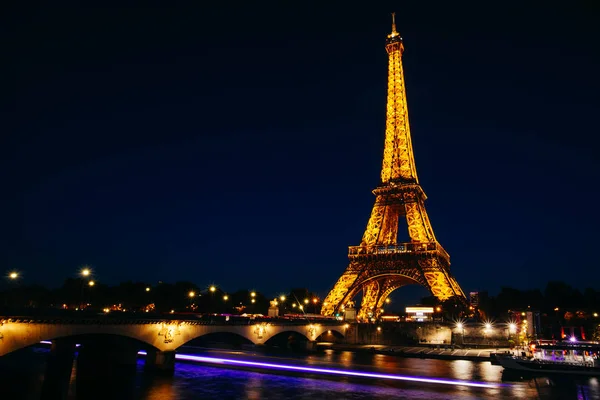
xmin=79 ymin=267 xmax=92 ymax=310
xmin=312 ymin=298 xmax=318 ymax=314
xmin=508 ymin=323 xmax=517 ymax=348
xmin=455 ymin=322 xmax=465 ymax=345
xmin=4 ymin=271 xmax=20 ymax=307
xmin=188 ymin=291 xmax=196 ymax=310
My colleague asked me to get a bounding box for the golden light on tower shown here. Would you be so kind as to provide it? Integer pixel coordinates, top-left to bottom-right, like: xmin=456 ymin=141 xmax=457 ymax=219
xmin=320 ymin=14 xmax=466 ymax=319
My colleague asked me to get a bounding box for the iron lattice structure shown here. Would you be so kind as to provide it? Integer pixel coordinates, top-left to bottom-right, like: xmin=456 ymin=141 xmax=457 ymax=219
xmin=322 ymin=15 xmax=466 ymax=320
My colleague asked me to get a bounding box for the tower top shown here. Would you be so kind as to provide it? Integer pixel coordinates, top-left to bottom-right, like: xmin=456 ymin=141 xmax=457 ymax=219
xmin=390 ymin=12 xmax=399 ymax=37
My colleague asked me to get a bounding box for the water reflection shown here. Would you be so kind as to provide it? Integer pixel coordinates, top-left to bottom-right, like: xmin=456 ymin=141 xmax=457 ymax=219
xmin=244 ymin=373 xmax=264 ymax=400
xmin=2 ymin=346 xmax=598 ymax=399
xmin=451 ymin=360 xmax=474 ymax=381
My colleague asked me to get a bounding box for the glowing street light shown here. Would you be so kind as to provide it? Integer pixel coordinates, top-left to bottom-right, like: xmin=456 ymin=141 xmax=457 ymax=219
xmin=251 ymin=299 xmax=256 ymax=304
xmin=188 ymin=291 xmax=196 ymax=298
xmin=508 ymin=323 xmax=517 ymax=334
xmin=484 ymin=323 xmax=492 ymax=330
xmin=8 ymin=271 xmax=18 ymax=280
xmin=223 ymin=295 xmax=229 ymax=301
xmin=88 ymin=280 xmax=95 ymax=287
xmin=81 ymin=268 xmax=91 ymax=277
xmin=279 ymin=295 xmax=286 ymax=302
xmin=146 ymin=287 xmax=151 ymax=292
xmin=385 ymin=298 xmax=391 ymax=304
xmin=209 ymin=286 xmax=216 ymax=293
xmin=304 ymin=298 xmax=309 ymax=305
xmin=250 ymin=291 xmax=256 ymax=298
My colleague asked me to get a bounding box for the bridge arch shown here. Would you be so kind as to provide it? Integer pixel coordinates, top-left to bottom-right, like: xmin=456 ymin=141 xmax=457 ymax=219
xmin=334 ymin=273 xmax=425 ymax=320
xmin=0 ymin=319 xmax=347 ymax=357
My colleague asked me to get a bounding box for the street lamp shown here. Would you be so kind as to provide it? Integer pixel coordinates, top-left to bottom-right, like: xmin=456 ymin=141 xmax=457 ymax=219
xmin=146 ymin=287 xmax=151 ymax=292
xmin=279 ymin=295 xmax=286 ymax=302
xmin=79 ymin=267 xmax=92 ymax=310
xmin=223 ymin=295 xmax=229 ymax=301
xmin=188 ymin=291 xmax=196 ymax=298
xmin=88 ymin=280 xmax=95 ymax=287
xmin=209 ymin=286 xmax=216 ymax=293
xmin=8 ymin=271 xmax=18 ymax=280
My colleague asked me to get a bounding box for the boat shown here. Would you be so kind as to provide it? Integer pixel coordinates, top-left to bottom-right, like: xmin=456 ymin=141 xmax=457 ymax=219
xmin=496 ymin=341 xmax=600 ymax=377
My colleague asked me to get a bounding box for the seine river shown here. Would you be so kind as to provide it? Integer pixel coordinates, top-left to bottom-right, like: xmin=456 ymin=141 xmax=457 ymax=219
xmin=1 ymin=346 xmax=597 ymax=399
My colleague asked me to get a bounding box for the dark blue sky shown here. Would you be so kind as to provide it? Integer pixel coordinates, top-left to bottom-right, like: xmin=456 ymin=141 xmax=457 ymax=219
xmin=2 ymin=3 xmax=599 ymax=303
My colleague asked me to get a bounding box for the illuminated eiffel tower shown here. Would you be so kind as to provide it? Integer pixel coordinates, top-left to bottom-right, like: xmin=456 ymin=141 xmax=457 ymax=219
xmin=321 ymin=14 xmax=466 ymax=320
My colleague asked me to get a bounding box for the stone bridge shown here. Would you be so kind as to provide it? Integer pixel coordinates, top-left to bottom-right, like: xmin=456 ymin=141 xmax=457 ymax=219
xmin=0 ymin=316 xmax=347 ymax=399
xmin=0 ymin=316 xmax=347 ymax=357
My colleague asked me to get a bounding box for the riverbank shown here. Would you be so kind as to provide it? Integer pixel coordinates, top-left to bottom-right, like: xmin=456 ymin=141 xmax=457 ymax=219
xmin=324 ymin=343 xmax=510 ymax=362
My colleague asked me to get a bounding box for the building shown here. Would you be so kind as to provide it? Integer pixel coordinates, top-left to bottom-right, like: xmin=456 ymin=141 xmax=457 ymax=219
xmin=405 ymin=306 xmax=434 ymax=322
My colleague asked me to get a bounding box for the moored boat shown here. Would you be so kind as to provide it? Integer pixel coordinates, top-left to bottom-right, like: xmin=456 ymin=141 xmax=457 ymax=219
xmin=496 ymin=341 xmax=600 ymax=377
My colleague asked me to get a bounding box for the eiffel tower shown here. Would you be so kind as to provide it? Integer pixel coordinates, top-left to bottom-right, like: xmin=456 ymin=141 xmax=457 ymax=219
xmin=321 ymin=14 xmax=466 ymax=320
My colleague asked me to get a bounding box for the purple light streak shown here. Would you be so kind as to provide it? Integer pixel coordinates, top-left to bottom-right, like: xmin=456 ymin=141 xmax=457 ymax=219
xmin=42 ymin=343 xmax=501 ymax=388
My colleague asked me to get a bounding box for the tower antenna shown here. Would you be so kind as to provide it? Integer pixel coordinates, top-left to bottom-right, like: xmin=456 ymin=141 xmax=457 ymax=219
xmin=390 ymin=12 xmax=399 ymax=37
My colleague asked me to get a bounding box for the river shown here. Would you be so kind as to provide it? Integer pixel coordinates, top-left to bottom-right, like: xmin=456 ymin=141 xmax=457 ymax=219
xmin=0 ymin=345 xmax=597 ymax=399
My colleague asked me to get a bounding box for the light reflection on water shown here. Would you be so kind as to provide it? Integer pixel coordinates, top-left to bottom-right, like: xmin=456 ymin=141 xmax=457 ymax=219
xmin=1 ymin=347 xmax=598 ymax=399
xmin=154 ymin=361 xmax=490 ymax=400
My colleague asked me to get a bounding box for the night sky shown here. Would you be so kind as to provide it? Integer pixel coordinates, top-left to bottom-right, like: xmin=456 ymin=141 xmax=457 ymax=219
xmin=2 ymin=3 xmax=599 ymax=303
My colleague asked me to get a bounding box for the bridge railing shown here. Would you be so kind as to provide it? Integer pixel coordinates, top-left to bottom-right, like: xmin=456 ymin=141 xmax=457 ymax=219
xmin=0 ymin=315 xmax=343 ymax=326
